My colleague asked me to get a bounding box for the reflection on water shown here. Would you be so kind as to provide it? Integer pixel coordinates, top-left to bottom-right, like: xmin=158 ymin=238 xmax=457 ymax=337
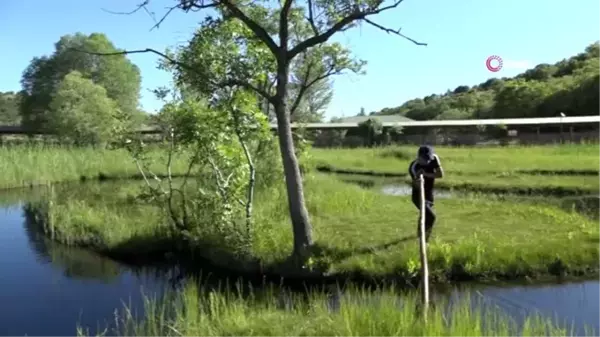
xmin=0 ymin=203 xmax=173 ymax=336
xmin=0 ymin=184 xmax=597 ymax=336
xmin=22 ymin=205 xmax=121 ymax=282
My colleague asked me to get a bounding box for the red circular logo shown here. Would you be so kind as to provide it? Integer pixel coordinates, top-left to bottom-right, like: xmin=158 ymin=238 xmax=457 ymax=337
xmin=486 ymin=55 xmax=503 ymax=72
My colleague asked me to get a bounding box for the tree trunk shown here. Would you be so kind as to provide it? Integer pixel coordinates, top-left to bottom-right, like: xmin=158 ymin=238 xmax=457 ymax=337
xmin=274 ymin=57 xmax=313 ymax=259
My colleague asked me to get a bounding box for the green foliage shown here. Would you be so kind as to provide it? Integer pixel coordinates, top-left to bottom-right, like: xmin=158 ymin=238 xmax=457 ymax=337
xmin=373 ymin=42 xmax=600 ymax=120
xmin=47 ymin=71 xmax=124 ymax=146
xmin=165 ymin=9 xmax=362 ymax=124
xmin=356 ymin=117 xmax=384 ymax=147
xmin=0 ymin=91 xmax=21 ymax=124
xmin=123 ymin=90 xmax=274 ymax=255
xmin=19 ymin=32 xmax=142 ymax=133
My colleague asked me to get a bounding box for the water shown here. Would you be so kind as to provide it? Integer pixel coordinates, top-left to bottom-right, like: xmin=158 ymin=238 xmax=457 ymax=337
xmin=0 ymin=188 xmax=598 ymax=335
xmin=0 ymin=203 xmax=170 ymax=336
xmin=381 ymin=184 xmax=454 ymax=198
xmin=449 ymin=281 xmax=599 ymax=335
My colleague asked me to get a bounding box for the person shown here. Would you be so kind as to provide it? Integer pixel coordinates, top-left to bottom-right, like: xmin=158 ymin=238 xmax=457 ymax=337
xmin=408 ymin=145 xmax=444 ymax=242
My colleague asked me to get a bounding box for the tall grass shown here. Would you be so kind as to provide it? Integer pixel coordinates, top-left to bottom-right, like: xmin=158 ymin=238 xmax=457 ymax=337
xmin=0 ymin=145 xmax=189 ymax=189
xmin=80 ymin=282 xmax=579 ymax=336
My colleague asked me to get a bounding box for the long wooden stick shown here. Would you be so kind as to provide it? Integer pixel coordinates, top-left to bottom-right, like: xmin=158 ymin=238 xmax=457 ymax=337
xmin=418 ymin=174 xmax=430 ymax=320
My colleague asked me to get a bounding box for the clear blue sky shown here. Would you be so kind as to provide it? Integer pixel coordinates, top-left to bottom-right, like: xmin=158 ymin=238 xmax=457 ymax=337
xmin=1 ymin=0 xmax=598 ymax=120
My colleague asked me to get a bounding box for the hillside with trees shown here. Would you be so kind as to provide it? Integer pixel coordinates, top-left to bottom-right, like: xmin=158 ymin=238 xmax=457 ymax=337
xmin=373 ymin=42 xmax=599 ymax=120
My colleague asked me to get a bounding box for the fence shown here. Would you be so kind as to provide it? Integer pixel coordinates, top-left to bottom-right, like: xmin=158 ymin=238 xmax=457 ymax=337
xmin=0 ymin=116 xmax=598 ymax=147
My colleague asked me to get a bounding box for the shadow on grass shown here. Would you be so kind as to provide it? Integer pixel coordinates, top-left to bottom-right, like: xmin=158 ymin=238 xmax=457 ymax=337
xmin=556 ymin=195 xmax=600 ymax=220
xmin=312 ymin=235 xmax=416 ymax=262
xmin=316 ymin=165 xmax=408 ymax=178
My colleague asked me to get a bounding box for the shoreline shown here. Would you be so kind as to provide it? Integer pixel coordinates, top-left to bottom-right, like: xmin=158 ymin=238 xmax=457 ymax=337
xmin=30 ymin=224 xmax=600 ymax=291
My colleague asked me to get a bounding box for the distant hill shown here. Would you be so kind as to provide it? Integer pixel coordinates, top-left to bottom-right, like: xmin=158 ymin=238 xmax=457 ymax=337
xmin=372 ymin=42 xmax=599 ymax=121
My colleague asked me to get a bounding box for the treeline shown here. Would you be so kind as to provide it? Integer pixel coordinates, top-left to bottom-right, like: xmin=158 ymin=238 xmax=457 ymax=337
xmin=0 ymin=31 xmax=333 ymax=145
xmin=372 ymin=42 xmax=599 ymax=120
xmin=0 ymin=91 xmax=20 ymax=124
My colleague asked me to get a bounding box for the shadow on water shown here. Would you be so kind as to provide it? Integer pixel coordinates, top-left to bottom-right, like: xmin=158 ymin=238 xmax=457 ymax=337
xmin=0 ymin=184 xmax=598 ymax=335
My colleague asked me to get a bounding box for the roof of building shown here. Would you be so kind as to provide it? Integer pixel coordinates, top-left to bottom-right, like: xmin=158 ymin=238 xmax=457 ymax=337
xmin=336 ymin=114 xmax=414 ymax=123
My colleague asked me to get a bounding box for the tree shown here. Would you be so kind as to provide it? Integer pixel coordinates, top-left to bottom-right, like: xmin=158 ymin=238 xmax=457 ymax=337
xmin=46 ymin=71 xmax=123 ymax=146
xmin=19 ymin=33 xmax=142 ymax=133
xmin=356 ymin=117 xmax=383 ymax=146
xmin=94 ymin=0 xmax=426 ymax=261
xmin=0 ymin=91 xmax=21 ymax=125
xmin=358 ymin=107 xmax=366 ymax=116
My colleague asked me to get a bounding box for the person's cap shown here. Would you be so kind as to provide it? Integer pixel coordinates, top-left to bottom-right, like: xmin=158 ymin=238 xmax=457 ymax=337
xmin=418 ymin=145 xmax=434 ymax=160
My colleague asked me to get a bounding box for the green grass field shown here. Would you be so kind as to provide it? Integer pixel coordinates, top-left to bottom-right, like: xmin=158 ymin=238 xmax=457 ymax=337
xmin=311 ymin=144 xmax=600 ymax=194
xmin=28 ymin=172 xmax=599 ymax=283
xmin=85 ymin=282 xmax=580 ymax=336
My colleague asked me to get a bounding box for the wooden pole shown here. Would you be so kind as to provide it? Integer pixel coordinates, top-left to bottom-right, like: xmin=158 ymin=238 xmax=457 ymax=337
xmin=418 ymin=174 xmax=430 ymax=320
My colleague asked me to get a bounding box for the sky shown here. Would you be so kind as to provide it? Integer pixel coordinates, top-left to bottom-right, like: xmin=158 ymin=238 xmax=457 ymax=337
xmin=1 ymin=0 xmax=599 ymax=120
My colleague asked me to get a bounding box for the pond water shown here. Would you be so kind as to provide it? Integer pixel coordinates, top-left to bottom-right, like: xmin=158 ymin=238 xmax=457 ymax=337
xmin=0 ymin=203 xmax=171 ymax=336
xmin=380 ymin=184 xmax=454 ymax=198
xmin=0 ymin=186 xmax=598 ymax=335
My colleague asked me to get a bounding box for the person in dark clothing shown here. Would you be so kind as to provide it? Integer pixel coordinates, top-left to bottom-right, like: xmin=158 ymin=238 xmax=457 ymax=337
xmin=408 ymin=145 xmax=444 ymax=242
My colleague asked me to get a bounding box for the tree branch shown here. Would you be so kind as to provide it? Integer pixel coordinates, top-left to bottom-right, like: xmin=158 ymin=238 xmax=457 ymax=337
xmin=71 ymin=48 xmax=275 ymax=103
xmin=290 ymin=58 xmax=342 ymax=115
xmin=363 ymin=18 xmax=427 ymax=46
xmin=289 ymin=0 xmax=425 ymax=59
xmin=103 ymin=0 xmax=273 ymax=55
xmin=290 ymin=58 xmax=313 ymax=115
xmin=280 ymin=0 xmax=294 ymax=52
xmin=305 ymin=0 xmax=320 ymax=36
xmin=232 ymin=110 xmax=255 ymax=233
xmin=220 ymin=79 xmax=275 ymax=103
xmin=103 ymin=1 xmax=218 ymax=31
xmin=220 ymin=0 xmax=280 ymax=54
xmin=100 ymin=1 xmax=150 ymax=15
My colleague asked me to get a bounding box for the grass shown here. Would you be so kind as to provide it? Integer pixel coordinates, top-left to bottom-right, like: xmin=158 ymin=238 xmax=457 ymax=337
xmin=23 ymin=182 xmax=171 ymax=263
xmin=310 ymin=144 xmax=600 ymax=194
xmin=27 ymin=172 xmax=600 ymax=283
xmin=0 ymin=144 xmax=189 ymax=190
xmin=79 ymin=281 xmax=585 ymax=336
